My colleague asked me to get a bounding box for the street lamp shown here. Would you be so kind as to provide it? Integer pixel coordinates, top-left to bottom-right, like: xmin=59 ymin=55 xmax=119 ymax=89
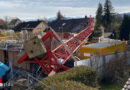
xmin=61 ymin=23 xmax=66 ymax=40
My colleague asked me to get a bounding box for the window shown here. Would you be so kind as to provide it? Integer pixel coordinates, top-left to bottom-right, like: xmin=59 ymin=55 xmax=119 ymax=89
xmin=41 ymin=24 xmax=45 ymax=28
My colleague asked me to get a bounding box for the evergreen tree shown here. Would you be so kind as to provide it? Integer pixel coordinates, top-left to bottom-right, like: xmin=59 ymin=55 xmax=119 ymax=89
xmin=93 ymin=3 xmax=103 ymax=37
xmin=96 ymin=3 xmax=103 ymax=25
xmin=56 ymin=11 xmax=64 ymax=21
xmin=120 ymin=15 xmax=130 ymax=40
xmin=103 ymin=0 xmax=114 ymax=32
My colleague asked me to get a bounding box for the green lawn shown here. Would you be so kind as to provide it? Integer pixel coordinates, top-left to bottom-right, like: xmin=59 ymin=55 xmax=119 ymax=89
xmin=100 ymin=84 xmax=122 ymax=90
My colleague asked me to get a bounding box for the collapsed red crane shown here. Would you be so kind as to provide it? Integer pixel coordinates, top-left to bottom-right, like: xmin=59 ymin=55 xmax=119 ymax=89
xmin=17 ymin=17 xmax=93 ymax=75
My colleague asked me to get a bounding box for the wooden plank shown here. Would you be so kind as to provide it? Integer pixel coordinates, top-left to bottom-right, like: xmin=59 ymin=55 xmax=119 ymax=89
xmin=0 ymin=50 xmax=5 ymax=63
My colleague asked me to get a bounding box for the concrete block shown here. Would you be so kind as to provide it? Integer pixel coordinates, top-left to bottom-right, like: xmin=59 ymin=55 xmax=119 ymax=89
xmin=24 ymin=35 xmax=47 ymax=58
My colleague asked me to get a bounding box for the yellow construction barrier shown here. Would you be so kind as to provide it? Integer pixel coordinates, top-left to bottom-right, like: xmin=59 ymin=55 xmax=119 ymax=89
xmin=79 ymin=41 xmax=126 ymax=60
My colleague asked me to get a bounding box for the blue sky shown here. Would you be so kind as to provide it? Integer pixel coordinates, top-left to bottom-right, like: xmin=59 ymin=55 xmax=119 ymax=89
xmin=0 ymin=0 xmax=130 ymax=20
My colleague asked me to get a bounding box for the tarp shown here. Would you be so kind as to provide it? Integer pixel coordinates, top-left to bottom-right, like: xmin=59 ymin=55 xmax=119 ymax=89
xmin=0 ymin=62 xmax=10 ymax=78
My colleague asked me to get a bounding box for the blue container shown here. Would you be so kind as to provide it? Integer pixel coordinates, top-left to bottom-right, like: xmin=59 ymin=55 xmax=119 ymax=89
xmin=0 ymin=62 xmax=10 ymax=78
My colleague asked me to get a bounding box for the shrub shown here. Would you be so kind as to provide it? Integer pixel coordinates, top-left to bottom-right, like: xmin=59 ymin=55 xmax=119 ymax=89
xmin=35 ymin=80 xmax=98 ymax=90
xmin=35 ymin=66 xmax=98 ymax=90
xmin=102 ymin=52 xmax=129 ymax=85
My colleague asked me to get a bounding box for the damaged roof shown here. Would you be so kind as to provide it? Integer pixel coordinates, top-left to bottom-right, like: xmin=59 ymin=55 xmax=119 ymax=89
xmin=48 ymin=17 xmax=89 ymax=33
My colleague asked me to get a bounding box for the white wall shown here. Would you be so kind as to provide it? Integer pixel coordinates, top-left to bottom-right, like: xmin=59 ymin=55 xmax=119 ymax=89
xmin=74 ymin=51 xmax=130 ymax=77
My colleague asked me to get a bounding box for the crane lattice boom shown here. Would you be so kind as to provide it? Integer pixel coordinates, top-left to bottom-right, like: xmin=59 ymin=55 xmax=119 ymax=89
xmin=18 ymin=17 xmax=93 ymax=75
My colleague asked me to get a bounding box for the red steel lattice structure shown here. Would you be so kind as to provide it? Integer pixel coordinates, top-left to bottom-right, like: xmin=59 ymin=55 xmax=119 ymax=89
xmin=18 ymin=17 xmax=94 ymax=75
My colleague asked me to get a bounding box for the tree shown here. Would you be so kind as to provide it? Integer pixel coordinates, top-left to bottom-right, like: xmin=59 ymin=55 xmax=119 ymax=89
xmin=103 ymin=0 xmax=115 ymax=32
xmin=4 ymin=16 xmax=11 ymax=29
xmin=120 ymin=15 xmax=130 ymax=40
xmin=56 ymin=11 xmax=64 ymax=21
xmin=96 ymin=3 xmax=103 ymax=25
xmin=93 ymin=3 xmax=103 ymax=37
xmin=93 ymin=23 xmax=102 ymax=37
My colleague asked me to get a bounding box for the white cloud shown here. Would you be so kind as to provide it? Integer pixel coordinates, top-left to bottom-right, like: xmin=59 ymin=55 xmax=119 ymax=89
xmin=115 ymin=6 xmax=130 ymax=13
xmin=0 ymin=0 xmax=129 ymax=20
xmin=60 ymin=7 xmax=96 ymax=17
xmin=0 ymin=1 xmax=19 ymax=8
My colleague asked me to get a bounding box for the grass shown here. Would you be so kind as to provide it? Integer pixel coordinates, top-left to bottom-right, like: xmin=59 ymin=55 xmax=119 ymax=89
xmin=100 ymin=84 xmax=122 ymax=90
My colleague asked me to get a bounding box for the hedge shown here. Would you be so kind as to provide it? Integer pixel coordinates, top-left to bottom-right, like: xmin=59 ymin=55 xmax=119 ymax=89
xmin=35 ymin=66 xmax=98 ymax=90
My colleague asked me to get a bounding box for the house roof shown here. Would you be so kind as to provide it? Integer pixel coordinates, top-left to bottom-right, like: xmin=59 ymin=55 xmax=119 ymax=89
xmin=9 ymin=18 xmax=21 ymax=25
xmin=13 ymin=20 xmax=44 ymax=32
xmin=48 ymin=18 xmax=89 ymax=33
xmin=82 ymin=41 xmax=122 ymax=48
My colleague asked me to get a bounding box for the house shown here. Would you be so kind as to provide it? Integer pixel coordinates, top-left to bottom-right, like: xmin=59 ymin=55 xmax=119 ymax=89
xmin=8 ymin=18 xmax=21 ymax=29
xmin=47 ymin=17 xmax=89 ymax=39
xmin=13 ymin=20 xmax=48 ymax=40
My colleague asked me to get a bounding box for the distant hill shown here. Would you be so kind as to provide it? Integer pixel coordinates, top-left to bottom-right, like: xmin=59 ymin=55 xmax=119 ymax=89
xmin=118 ymin=12 xmax=130 ymax=17
xmin=47 ymin=17 xmax=81 ymax=22
xmin=47 ymin=17 xmax=56 ymax=22
xmin=21 ymin=16 xmax=86 ymax=22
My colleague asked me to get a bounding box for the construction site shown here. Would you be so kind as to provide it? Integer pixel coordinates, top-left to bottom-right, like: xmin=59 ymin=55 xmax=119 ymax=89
xmin=0 ymin=0 xmax=130 ymax=89
xmin=0 ymin=15 xmax=129 ymax=90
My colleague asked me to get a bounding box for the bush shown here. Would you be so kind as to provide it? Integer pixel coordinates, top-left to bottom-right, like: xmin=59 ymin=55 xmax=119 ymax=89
xmin=102 ymin=52 xmax=129 ymax=85
xmin=35 ymin=66 xmax=98 ymax=90
xmin=35 ymin=80 xmax=98 ymax=90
